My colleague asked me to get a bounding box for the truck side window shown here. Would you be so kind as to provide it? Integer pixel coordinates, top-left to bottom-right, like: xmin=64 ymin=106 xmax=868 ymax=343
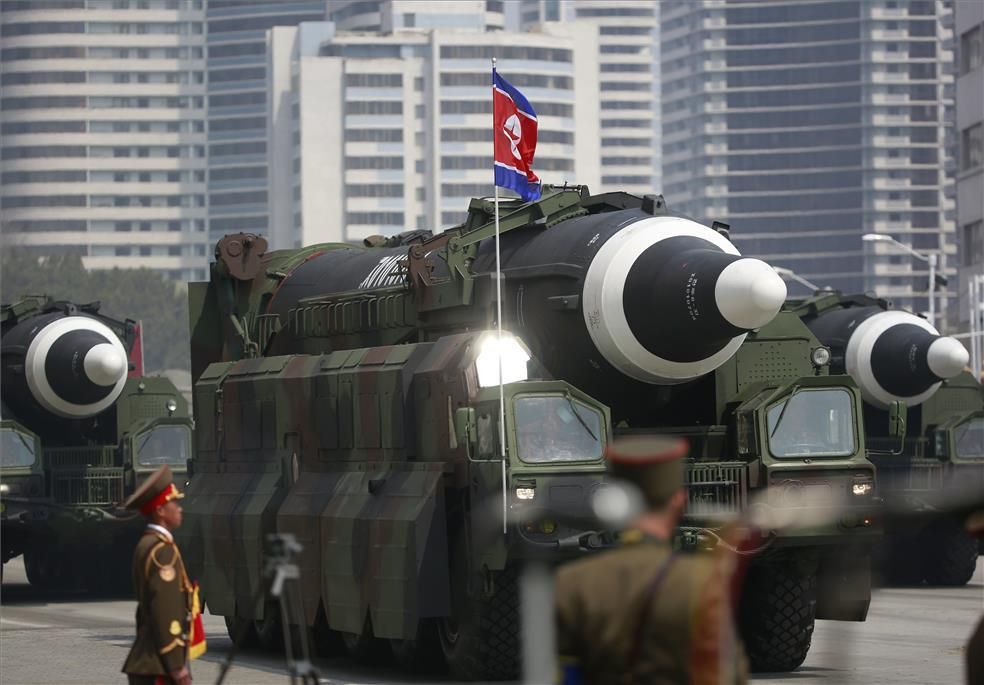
xmin=514 ymin=395 xmax=603 ymax=463
xmin=136 ymin=425 xmax=191 ymax=467
xmin=954 ymin=417 xmax=984 ymax=458
xmin=1 ymin=427 xmax=36 ymax=467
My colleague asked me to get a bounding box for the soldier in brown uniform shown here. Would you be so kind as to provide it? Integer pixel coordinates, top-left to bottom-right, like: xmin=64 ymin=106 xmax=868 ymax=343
xmin=121 ymin=465 xmax=194 ymax=685
xmin=554 ymin=436 xmax=749 ymax=685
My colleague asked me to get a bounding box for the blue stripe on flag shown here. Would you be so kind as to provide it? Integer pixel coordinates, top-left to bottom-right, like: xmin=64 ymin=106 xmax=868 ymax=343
xmin=495 ymin=164 xmax=541 ymax=202
xmin=493 ymin=71 xmax=537 ymax=119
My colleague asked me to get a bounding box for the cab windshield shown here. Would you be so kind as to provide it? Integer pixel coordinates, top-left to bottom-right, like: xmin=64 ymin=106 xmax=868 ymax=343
xmin=767 ymin=389 xmax=855 ymax=458
xmin=514 ymin=395 xmax=604 ymax=463
xmin=136 ymin=425 xmax=191 ymax=467
xmin=1 ymin=427 xmax=36 ymax=468
xmin=954 ymin=417 xmax=984 ymax=458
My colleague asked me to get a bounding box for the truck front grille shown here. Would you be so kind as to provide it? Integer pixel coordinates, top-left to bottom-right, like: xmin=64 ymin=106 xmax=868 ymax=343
xmin=685 ymin=461 xmax=748 ymax=516
xmin=51 ymin=467 xmax=124 ymax=506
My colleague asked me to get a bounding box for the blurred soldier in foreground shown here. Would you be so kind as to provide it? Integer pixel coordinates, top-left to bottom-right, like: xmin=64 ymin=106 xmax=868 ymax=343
xmin=122 ymin=465 xmax=203 ymax=685
xmin=554 ymin=437 xmax=749 ymax=684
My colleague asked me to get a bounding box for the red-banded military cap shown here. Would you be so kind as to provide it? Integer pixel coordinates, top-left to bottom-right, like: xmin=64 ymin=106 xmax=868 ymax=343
xmin=124 ymin=464 xmax=184 ymax=516
xmin=605 ymin=436 xmax=689 ymax=508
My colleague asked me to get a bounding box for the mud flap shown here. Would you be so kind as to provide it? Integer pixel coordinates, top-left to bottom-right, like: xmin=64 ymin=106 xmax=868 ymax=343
xmin=816 ymin=551 xmax=870 ymax=621
xmin=321 ymin=464 xmax=450 ymax=640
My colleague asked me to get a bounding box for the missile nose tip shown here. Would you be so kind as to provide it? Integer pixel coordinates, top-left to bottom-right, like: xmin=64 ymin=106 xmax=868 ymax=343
xmin=715 ymin=258 xmax=787 ymax=330
xmin=926 ymin=336 xmax=969 ymax=379
xmin=83 ymin=343 xmax=128 ymax=386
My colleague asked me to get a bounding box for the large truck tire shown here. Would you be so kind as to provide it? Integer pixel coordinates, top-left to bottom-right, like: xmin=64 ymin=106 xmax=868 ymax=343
xmin=388 ymin=619 xmax=444 ymax=674
xmin=739 ymin=559 xmax=817 ymax=673
xmin=438 ymin=564 xmax=519 ymax=681
xmin=922 ymin=520 xmax=979 ymax=587
xmin=879 ymin=534 xmax=925 ymax=586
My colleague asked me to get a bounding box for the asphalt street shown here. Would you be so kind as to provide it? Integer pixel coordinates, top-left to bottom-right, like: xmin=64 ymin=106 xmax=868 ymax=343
xmin=1 ymin=557 xmax=982 ymax=685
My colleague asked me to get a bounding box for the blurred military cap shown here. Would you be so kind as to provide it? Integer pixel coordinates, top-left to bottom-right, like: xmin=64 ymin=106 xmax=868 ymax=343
xmin=124 ymin=464 xmax=184 ymax=515
xmin=605 ymin=436 xmax=689 ymax=508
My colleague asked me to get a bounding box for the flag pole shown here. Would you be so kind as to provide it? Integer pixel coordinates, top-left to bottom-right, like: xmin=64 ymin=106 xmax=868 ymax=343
xmin=492 ymin=56 xmax=507 ymax=535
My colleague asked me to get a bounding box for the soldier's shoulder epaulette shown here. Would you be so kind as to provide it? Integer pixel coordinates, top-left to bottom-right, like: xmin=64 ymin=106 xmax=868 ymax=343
xmin=143 ymin=540 xmax=178 ymax=578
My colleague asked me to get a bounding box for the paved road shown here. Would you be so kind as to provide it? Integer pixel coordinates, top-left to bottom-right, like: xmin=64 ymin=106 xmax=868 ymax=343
xmin=1 ymin=557 xmax=981 ymax=685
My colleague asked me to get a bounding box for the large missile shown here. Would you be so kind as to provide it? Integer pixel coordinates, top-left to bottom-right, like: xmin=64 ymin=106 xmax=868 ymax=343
xmin=1 ymin=311 xmax=129 ymax=420
xmin=805 ymin=305 xmax=969 ymax=408
xmin=261 ymin=200 xmax=787 ymax=407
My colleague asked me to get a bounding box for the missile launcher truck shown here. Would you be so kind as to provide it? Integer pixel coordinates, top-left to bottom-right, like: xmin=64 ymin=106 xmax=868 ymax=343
xmin=182 ymin=187 xmax=878 ymax=678
xmin=1 ymin=296 xmax=193 ymax=591
xmin=788 ymin=292 xmax=981 ymax=586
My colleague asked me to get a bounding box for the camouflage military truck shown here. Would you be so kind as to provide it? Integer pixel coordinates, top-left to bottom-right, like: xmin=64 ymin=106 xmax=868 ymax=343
xmin=605 ymin=306 xmax=883 ymax=672
xmin=181 ymin=187 xmax=872 ymax=678
xmin=0 ymin=297 xmax=193 ymax=591
xmin=788 ymin=292 xmax=981 ymax=586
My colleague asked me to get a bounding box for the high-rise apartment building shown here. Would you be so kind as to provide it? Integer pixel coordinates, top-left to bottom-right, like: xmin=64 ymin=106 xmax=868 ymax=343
xmin=955 ymin=2 xmax=983 ymax=342
xmin=0 ymin=0 xmax=208 ymax=280
xmin=518 ymin=0 xmax=660 ymax=196
xmin=204 ymin=0 xmax=328 ymax=244
xmin=662 ymin=0 xmax=956 ymax=323
xmin=266 ymin=18 xmax=599 ymax=247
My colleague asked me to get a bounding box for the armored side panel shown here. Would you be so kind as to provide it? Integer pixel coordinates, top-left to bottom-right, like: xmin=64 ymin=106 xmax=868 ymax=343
xmin=186 ymin=339 xmax=458 ymax=637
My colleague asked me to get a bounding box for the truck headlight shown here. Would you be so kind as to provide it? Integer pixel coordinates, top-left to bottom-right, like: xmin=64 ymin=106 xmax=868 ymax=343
xmin=515 ymin=487 xmax=536 ymax=500
xmin=166 ymin=398 xmax=178 ymax=415
xmin=811 ymin=346 xmax=832 ymax=368
xmin=0 ymin=483 xmax=9 ymax=495
xmin=851 ymin=480 xmax=873 ymax=497
xmin=475 ymin=331 xmax=531 ymax=388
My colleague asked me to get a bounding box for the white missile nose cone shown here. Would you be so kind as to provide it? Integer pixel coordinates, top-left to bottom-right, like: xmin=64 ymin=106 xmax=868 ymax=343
xmin=83 ymin=343 xmax=128 ymax=386
xmin=927 ymin=336 xmax=969 ymax=379
xmin=714 ymin=258 xmax=788 ymax=330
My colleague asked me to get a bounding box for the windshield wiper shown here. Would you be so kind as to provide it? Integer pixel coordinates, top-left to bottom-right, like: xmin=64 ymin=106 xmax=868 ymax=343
xmin=566 ymin=394 xmax=597 ymax=442
xmin=14 ymin=431 xmax=35 ymax=457
xmin=770 ymin=387 xmax=799 ymax=439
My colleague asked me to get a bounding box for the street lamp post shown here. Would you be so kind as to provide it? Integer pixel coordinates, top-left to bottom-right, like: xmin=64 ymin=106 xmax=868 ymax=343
xmin=772 ymin=266 xmax=823 ymax=293
xmin=862 ymin=233 xmax=940 ymax=329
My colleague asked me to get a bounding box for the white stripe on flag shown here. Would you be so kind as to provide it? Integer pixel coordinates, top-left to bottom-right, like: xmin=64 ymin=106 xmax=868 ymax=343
xmin=493 ymin=85 xmax=538 ymax=121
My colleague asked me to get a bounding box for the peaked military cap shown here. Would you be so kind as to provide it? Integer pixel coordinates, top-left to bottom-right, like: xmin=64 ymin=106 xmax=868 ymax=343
xmin=606 ymin=436 xmax=689 ymax=508
xmin=124 ymin=464 xmax=184 ymax=515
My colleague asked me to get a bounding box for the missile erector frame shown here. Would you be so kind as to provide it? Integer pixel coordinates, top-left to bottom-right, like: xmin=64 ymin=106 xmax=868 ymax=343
xmin=182 ymin=186 xmax=875 ymax=677
xmin=0 ymin=296 xmax=194 ymax=591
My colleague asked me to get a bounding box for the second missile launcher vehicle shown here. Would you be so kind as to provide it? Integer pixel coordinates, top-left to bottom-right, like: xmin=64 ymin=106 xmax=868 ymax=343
xmin=181 ymin=187 xmax=869 ymax=677
xmin=788 ymin=292 xmax=980 ymax=586
xmin=1 ymin=296 xmax=193 ymax=590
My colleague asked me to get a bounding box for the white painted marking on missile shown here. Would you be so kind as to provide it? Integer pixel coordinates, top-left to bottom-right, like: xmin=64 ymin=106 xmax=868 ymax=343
xmin=685 ymin=273 xmax=699 ymax=320
xmin=845 ymin=310 xmax=943 ymax=409
xmin=359 ymin=254 xmax=407 ymax=290
xmin=581 ymin=215 xmax=747 ymax=384
xmin=24 ymin=315 xmax=129 ymax=419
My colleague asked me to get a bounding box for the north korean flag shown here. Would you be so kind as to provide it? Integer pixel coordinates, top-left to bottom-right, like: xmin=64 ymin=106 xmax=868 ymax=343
xmin=493 ymin=70 xmax=541 ymax=202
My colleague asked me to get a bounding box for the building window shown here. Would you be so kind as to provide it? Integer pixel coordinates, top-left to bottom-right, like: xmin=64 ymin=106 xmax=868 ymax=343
xmin=964 ymin=221 xmax=983 ymax=267
xmin=961 ymin=25 xmax=982 ymax=75
xmin=963 ymin=123 xmax=983 ymax=171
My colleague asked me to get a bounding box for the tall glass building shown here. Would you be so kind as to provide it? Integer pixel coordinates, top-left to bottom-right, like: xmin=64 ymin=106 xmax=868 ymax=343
xmin=204 ymin=0 xmax=327 ymax=244
xmin=1 ymin=0 xmax=208 ymax=280
xmin=662 ymin=0 xmax=955 ymax=322
xmin=267 ymin=16 xmax=599 ymax=247
xmin=518 ymin=0 xmax=661 ymax=196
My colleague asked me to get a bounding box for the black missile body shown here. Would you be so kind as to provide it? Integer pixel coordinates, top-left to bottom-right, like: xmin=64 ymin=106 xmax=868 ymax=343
xmin=804 ymin=303 xmax=968 ymax=409
xmin=1 ymin=304 xmax=130 ymax=432
xmin=263 ymin=198 xmax=786 ymax=418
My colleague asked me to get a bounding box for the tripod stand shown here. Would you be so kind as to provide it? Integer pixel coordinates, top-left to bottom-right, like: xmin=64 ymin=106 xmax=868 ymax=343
xmin=215 ymin=533 xmax=320 ymax=685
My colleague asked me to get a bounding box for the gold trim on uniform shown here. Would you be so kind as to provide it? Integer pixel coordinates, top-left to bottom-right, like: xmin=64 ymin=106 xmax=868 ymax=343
xmin=159 ymin=638 xmax=186 ymax=654
xmin=169 ymin=620 xmax=182 ymax=636
xmin=159 ymin=565 xmax=176 ymax=582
